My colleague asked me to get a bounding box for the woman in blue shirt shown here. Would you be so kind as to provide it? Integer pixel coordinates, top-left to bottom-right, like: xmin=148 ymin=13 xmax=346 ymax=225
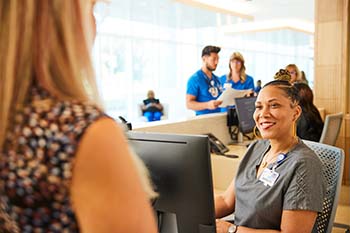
xmin=220 ymin=52 xmax=255 ymax=91
xmin=220 ymin=52 xmax=255 ymax=112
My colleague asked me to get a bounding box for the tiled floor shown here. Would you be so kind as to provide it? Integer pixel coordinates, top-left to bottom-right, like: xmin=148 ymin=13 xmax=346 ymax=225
xmin=332 ymin=185 xmax=350 ymax=233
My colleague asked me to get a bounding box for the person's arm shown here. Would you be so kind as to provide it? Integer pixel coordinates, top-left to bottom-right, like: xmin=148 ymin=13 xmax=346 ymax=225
xmin=248 ymin=76 xmax=255 ymax=90
xmin=141 ymin=104 xmax=147 ymax=111
xmin=154 ymin=99 xmax=163 ymax=111
xmin=141 ymin=100 xmax=148 ymax=111
xmin=244 ymin=76 xmax=255 ymax=97
xmin=215 ymin=179 xmax=236 ymax=218
xmin=216 ymin=210 xmax=317 ymax=233
xmin=186 ymin=94 xmax=222 ymax=111
xmin=71 ymin=117 xmax=157 ymax=233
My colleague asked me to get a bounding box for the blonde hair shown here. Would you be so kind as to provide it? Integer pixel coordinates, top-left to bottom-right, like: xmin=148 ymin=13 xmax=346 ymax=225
xmin=147 ymin=90 xmax=155 ymax=99
xmin=228 ymin=52 xmax=247 ymax=83
xmin=0 ymin=0 xmax=99 ymax=148
xmin=129 ymin=149 xmax=158 ymax=199
xmin=285 ymin=64 xmax=301 ymax=82
xmin=0 ymin=1 xmax=156 ymax=198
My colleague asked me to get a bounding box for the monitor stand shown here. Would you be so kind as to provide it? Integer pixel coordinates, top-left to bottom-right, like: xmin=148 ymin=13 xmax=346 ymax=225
xmin=157 ymin=211 xmax=216 ymax=233
xmin=228 ymin=131 xmax=254 ymax=147
xmin=159 ymin=212 xmax=178 ymax=233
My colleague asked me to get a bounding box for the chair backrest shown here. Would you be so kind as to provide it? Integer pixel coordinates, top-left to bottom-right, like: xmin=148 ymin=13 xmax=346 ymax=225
xmin=319 ymin=112 xmax=343 ymax=146
xmin=303 ymin=140 xmax=344 ymax=233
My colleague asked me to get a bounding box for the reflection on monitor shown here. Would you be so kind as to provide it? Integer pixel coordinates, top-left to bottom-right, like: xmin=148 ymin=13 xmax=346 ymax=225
xmin=127 ymin=131 xmax=216 ymax=233
xmin=234 ymin=96 xmax=257 ymax=134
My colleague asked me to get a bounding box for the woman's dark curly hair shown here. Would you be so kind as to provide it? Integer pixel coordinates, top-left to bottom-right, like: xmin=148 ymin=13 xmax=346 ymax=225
xmin=262 ymin=80 xmax=300 ymax=107
xmin=293 ymin=82 xmax=323 ymax=123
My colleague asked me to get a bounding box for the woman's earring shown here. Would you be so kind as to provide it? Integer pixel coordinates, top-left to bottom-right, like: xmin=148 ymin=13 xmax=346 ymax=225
xmin=293 ymin=122 xmax=297 ymax=137
xmin=253 ymin=125 xmax=262 ymax=139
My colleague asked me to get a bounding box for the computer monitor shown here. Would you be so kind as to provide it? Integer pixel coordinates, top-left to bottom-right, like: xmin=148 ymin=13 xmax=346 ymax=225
xmin=127 ymin=131 xmax=216 ymax=233
xmin=234 ymin=96 xmax=257 ymax=134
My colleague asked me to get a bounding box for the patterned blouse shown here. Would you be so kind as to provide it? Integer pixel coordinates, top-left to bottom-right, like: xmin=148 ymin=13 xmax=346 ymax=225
xmin=0 ymin=83 xmax=104 ymax=232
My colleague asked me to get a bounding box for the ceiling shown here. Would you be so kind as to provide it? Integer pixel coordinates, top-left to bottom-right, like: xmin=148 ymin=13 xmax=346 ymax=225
xmin=176 ymin=0 xmax=314 ymax=22
xmin=174 ymin=0 xmax=315 ymax=33
xmin=107 ymin=0 xmax=314 ymax=34
xmin=250 ymin=0 xmax=314 ymax=22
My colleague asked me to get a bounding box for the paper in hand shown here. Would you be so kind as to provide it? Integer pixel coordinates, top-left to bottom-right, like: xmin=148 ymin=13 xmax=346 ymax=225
xmin=217 ymin=86 xmax=251 ymax=107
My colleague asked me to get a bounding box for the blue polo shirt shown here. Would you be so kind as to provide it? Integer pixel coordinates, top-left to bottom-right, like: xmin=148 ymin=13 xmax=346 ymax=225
xmin=220 ymin=74 xmax=255 ymax=90
xmin=187 ymin=69 xmax=222 ymax=115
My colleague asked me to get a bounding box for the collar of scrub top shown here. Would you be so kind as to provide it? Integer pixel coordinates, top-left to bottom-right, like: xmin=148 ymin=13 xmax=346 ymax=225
xmin=269 ymin=137 xmax=301 ymax=171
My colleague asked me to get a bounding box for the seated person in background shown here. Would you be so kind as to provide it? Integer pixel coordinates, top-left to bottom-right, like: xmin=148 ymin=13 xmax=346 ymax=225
xmin=215 ymin=80 xmax=325 ymax=233
xmin=186 ymin=45 xmax=223 ymax=115
xmin=142 ymin=90 xmax=163 ymax=121
xmin=285 ymin=64 xmax=301 ymax=83
xmin=254 ymin=80 xmax=262 ymax=94
xmin=294 ymin=83 xmax=324 ymax=142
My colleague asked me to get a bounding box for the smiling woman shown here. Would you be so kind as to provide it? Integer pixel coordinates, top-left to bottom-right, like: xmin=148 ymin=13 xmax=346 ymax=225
xmin=214 ymin=80 xmax=326 ymax=233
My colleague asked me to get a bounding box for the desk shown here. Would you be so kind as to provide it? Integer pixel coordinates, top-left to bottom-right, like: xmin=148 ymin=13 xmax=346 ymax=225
xmin=211 ymin=144 xmax=247 ymax=192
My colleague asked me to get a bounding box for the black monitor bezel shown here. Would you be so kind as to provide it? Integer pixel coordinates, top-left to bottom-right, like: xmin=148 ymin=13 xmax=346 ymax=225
xmin=127 ymin=131 xmax=216 ymax=233
xmin=234 ymin=96 xmax=257 ymax=134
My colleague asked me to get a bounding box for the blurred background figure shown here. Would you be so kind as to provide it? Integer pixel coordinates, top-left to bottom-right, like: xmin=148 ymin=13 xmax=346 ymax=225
xmin=220 ymin=51 xmax=255 ymax=93
xmin=220 ymin=52 xmax=255 ymax=112
xmin=141 ymin=90 xmax=163 ymax=121
xmin=285 ymin=64 xmax=301 ymax=83
xmin=254 ymin=80 xmax=262 ymax=94
xmin=186 ymin=45 xmax=223 ymax=115
xmin=0 ymin=1 xmax=157 ymax=232
xmin=300 ymin=70 xmax=309 ymax=85
xmin=294 ymin=83 xmax=324 ymax=142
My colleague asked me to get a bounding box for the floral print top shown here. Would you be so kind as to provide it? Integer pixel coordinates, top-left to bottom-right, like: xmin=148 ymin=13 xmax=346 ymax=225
xmin=0 ymin=83 xmax=104 ymax=232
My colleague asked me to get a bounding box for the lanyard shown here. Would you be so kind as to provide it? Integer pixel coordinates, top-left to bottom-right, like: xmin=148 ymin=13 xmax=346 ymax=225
xmin=201 ymin=71 xmax=223 ymax=98
xmin=271 ymin=153 xmax=288 ymax=171
xmin=202 ymin=71 xmax=221 ymax=88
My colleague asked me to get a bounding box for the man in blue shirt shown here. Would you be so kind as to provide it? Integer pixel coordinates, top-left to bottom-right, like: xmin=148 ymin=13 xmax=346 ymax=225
xmin=186 ymin=45 xmax=223 ymax=115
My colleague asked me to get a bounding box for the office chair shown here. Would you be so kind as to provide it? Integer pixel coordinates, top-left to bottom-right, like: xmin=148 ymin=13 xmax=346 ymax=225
xmin=303 ymin=140 xmax=345 ymax=233
xmin=318 ymin=112 xmax=349 ymax=232
xmin=319 ymin=112 xmax=344 ymax=146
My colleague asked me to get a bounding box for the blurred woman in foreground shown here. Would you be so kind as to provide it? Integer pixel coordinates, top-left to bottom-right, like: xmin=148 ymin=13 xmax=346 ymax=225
xmin=0 ymin=1 xmax=157 ymax=232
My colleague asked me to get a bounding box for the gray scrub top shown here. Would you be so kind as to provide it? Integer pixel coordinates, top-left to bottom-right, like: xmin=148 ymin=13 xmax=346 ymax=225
xmin=234 ymin=139 xmax=325 ymax=230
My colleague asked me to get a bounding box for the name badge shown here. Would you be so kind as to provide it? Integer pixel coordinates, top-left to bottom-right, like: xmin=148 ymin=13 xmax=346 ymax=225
xmin=223 ymin=83 xmax=231 ymax=89
xmin=259 ymin=168 xmax=279 ymax=187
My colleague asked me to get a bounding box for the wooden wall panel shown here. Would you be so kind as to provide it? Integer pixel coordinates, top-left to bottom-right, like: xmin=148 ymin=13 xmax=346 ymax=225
xmin=315 ymin=0 xmax=349 ymax=184
xmin=318 ymin=0 xmax=344 ymax=22
xmin=315 ymin=22 xmax=343 ymax=65
xmin=314 ymin=65 xmax=342 ymax=102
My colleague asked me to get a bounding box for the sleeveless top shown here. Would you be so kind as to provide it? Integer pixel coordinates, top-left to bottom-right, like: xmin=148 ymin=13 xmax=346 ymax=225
xmin=0 ymin=83 xmax=104 ymax=232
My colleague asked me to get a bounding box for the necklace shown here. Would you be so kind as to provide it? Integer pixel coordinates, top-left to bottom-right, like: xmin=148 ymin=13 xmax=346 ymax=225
xmin=260 ymin=154 xmax=278 ymax=168
xmin=260 ymin=138 xmax=298 ymax=169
